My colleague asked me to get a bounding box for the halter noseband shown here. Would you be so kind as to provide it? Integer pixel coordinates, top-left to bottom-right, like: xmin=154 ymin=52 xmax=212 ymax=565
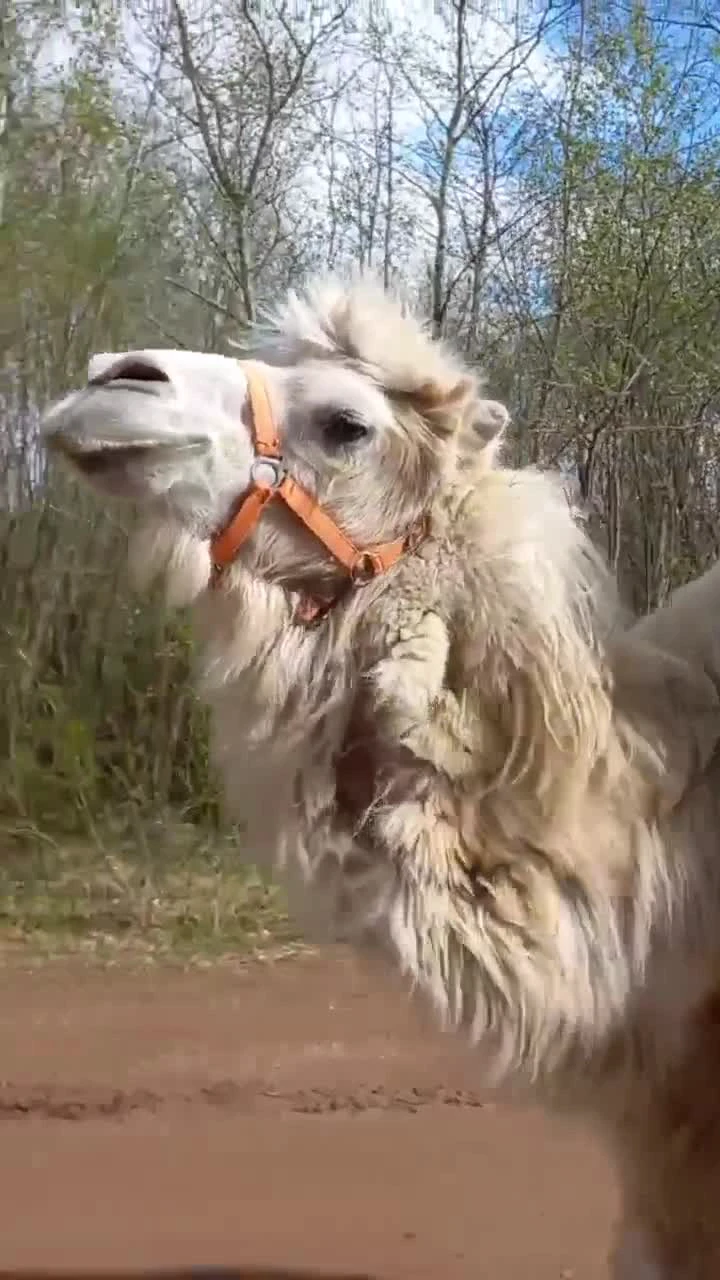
xmin=209 ymin=362 xmax=428 ymax=622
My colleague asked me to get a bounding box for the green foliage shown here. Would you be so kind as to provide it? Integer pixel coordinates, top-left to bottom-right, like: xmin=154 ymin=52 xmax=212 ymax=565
xmin=0 ymin=477 xmax=221 ymax=837
xmin=498 ymin=3 xmax=720 ymax=607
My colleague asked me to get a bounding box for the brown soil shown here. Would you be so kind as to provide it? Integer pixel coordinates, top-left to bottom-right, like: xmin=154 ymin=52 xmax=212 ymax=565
xmin=0 ymin=948 xmax=617 ymax=1278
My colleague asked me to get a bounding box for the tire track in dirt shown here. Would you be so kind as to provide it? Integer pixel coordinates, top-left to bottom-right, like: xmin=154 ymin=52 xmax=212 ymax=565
xmin=0 ymin=961 xmax=616 ymax=1277
xmin=0 ymin=1270 xmax=376 ymax=1279
xmin=0 ymin=1272 xmax=376 ymax=1279
xmin=0 ymin=1081 xmax=488 ymax=1122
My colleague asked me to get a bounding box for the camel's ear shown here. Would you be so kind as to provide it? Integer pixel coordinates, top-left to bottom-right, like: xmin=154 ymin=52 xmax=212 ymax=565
xmin=469 ymin=398 xmax=510 ymax=444
xmin=457 ymin=398 xmax=510 ymax=471
xmin=411 ymin=373 xmax=477 ymax=439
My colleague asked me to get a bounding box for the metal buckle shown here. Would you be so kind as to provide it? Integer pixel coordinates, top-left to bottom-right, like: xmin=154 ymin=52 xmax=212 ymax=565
xmin=405 ymin=513 xmax=430 ymax=553
xmin=350 ymin=552 xmax=382 ymax=584
xmin=250 ymin=456 xmax=284 ymax=490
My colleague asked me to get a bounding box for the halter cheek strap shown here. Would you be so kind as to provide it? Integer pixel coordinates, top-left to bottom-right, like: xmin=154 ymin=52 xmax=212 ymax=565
xmin=209 ymin=362 xmax=428 ymax=621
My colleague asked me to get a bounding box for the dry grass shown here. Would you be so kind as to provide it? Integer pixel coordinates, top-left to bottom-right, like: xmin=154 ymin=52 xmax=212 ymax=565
xmin=0 ymin=815 xmax=300 ymax=966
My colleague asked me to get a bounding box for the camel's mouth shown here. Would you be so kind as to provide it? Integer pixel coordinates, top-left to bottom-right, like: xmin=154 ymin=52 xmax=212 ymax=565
xmin=47 ymin=438 xmax=160 ymax=499
xmin=62 ymin=442 xmax=162 ymax=479
xmin=45 ymin=427 xmax=207 ymax=500
xmin=41 ymin=354 xmax=195 ymax=472
xmin=41 ymin=372 xmax=209 ymax=494
xmin=48 ymin=428 xmax=202 ymax=464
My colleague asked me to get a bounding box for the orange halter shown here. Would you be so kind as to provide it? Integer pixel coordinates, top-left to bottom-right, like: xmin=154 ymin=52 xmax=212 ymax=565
xmin=209 ymin=362 xmax=428 ymax=622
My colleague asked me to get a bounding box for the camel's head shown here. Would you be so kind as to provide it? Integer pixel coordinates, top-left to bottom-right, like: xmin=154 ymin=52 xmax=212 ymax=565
xmin=41 ymin=276 xmax=508 ymax=607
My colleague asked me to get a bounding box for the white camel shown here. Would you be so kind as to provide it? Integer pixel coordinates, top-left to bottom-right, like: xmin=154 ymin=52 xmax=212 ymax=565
xmin=41 ymin=275 xmax=720 ymax=1279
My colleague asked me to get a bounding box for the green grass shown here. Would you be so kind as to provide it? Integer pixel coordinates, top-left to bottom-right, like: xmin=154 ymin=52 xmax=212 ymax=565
xmin=0 ymin=814 xmax=301 ymax=966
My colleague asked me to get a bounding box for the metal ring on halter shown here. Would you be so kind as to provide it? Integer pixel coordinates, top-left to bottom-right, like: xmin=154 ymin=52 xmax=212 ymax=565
xmin=250 ymin=456 xmax=285 ymax=490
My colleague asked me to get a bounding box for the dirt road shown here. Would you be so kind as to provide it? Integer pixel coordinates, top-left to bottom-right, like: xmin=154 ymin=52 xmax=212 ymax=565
xmin=0 ymin=948 xmax=618 ymax=1278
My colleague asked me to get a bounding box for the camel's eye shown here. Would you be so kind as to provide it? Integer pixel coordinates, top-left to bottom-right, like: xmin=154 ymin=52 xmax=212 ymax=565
xmin=322 ymin=410 xmax=371 ymax=448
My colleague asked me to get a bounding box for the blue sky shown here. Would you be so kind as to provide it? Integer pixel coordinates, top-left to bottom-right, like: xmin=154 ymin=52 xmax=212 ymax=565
xmin=399 ymin=0 xmax=720 ymax=191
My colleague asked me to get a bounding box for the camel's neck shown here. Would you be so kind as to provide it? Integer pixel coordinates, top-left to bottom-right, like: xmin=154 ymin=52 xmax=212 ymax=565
xmin=193 ymin=567 xmax=360 ymax=757
xmin=190 ymin=466 xmax=619 ymax=760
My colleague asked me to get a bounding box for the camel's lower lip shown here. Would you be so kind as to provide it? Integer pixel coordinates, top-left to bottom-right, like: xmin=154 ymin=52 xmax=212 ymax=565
xmin=49 ymin=437 xmax=206 ymax=469
xmin=65 ymin=444 xmax=158 ymax=476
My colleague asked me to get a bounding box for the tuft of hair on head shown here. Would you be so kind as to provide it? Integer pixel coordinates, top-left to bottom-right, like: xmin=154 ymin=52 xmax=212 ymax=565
xmin=262 ymin=271 xmax=481 ymax=441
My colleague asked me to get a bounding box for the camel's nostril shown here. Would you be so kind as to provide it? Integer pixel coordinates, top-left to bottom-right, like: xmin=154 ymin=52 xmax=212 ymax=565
xmin=90 ymin=357 xmax=171 ymax=387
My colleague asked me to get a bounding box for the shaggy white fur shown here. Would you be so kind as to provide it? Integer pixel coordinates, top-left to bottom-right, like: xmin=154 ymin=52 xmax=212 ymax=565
xmin=41 ymin=274 xmax=720 ymax=1279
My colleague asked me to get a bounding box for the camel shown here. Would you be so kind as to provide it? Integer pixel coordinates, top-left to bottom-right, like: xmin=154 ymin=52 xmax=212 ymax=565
xmin=41 ymin=275 xmax=720 ymax=1279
